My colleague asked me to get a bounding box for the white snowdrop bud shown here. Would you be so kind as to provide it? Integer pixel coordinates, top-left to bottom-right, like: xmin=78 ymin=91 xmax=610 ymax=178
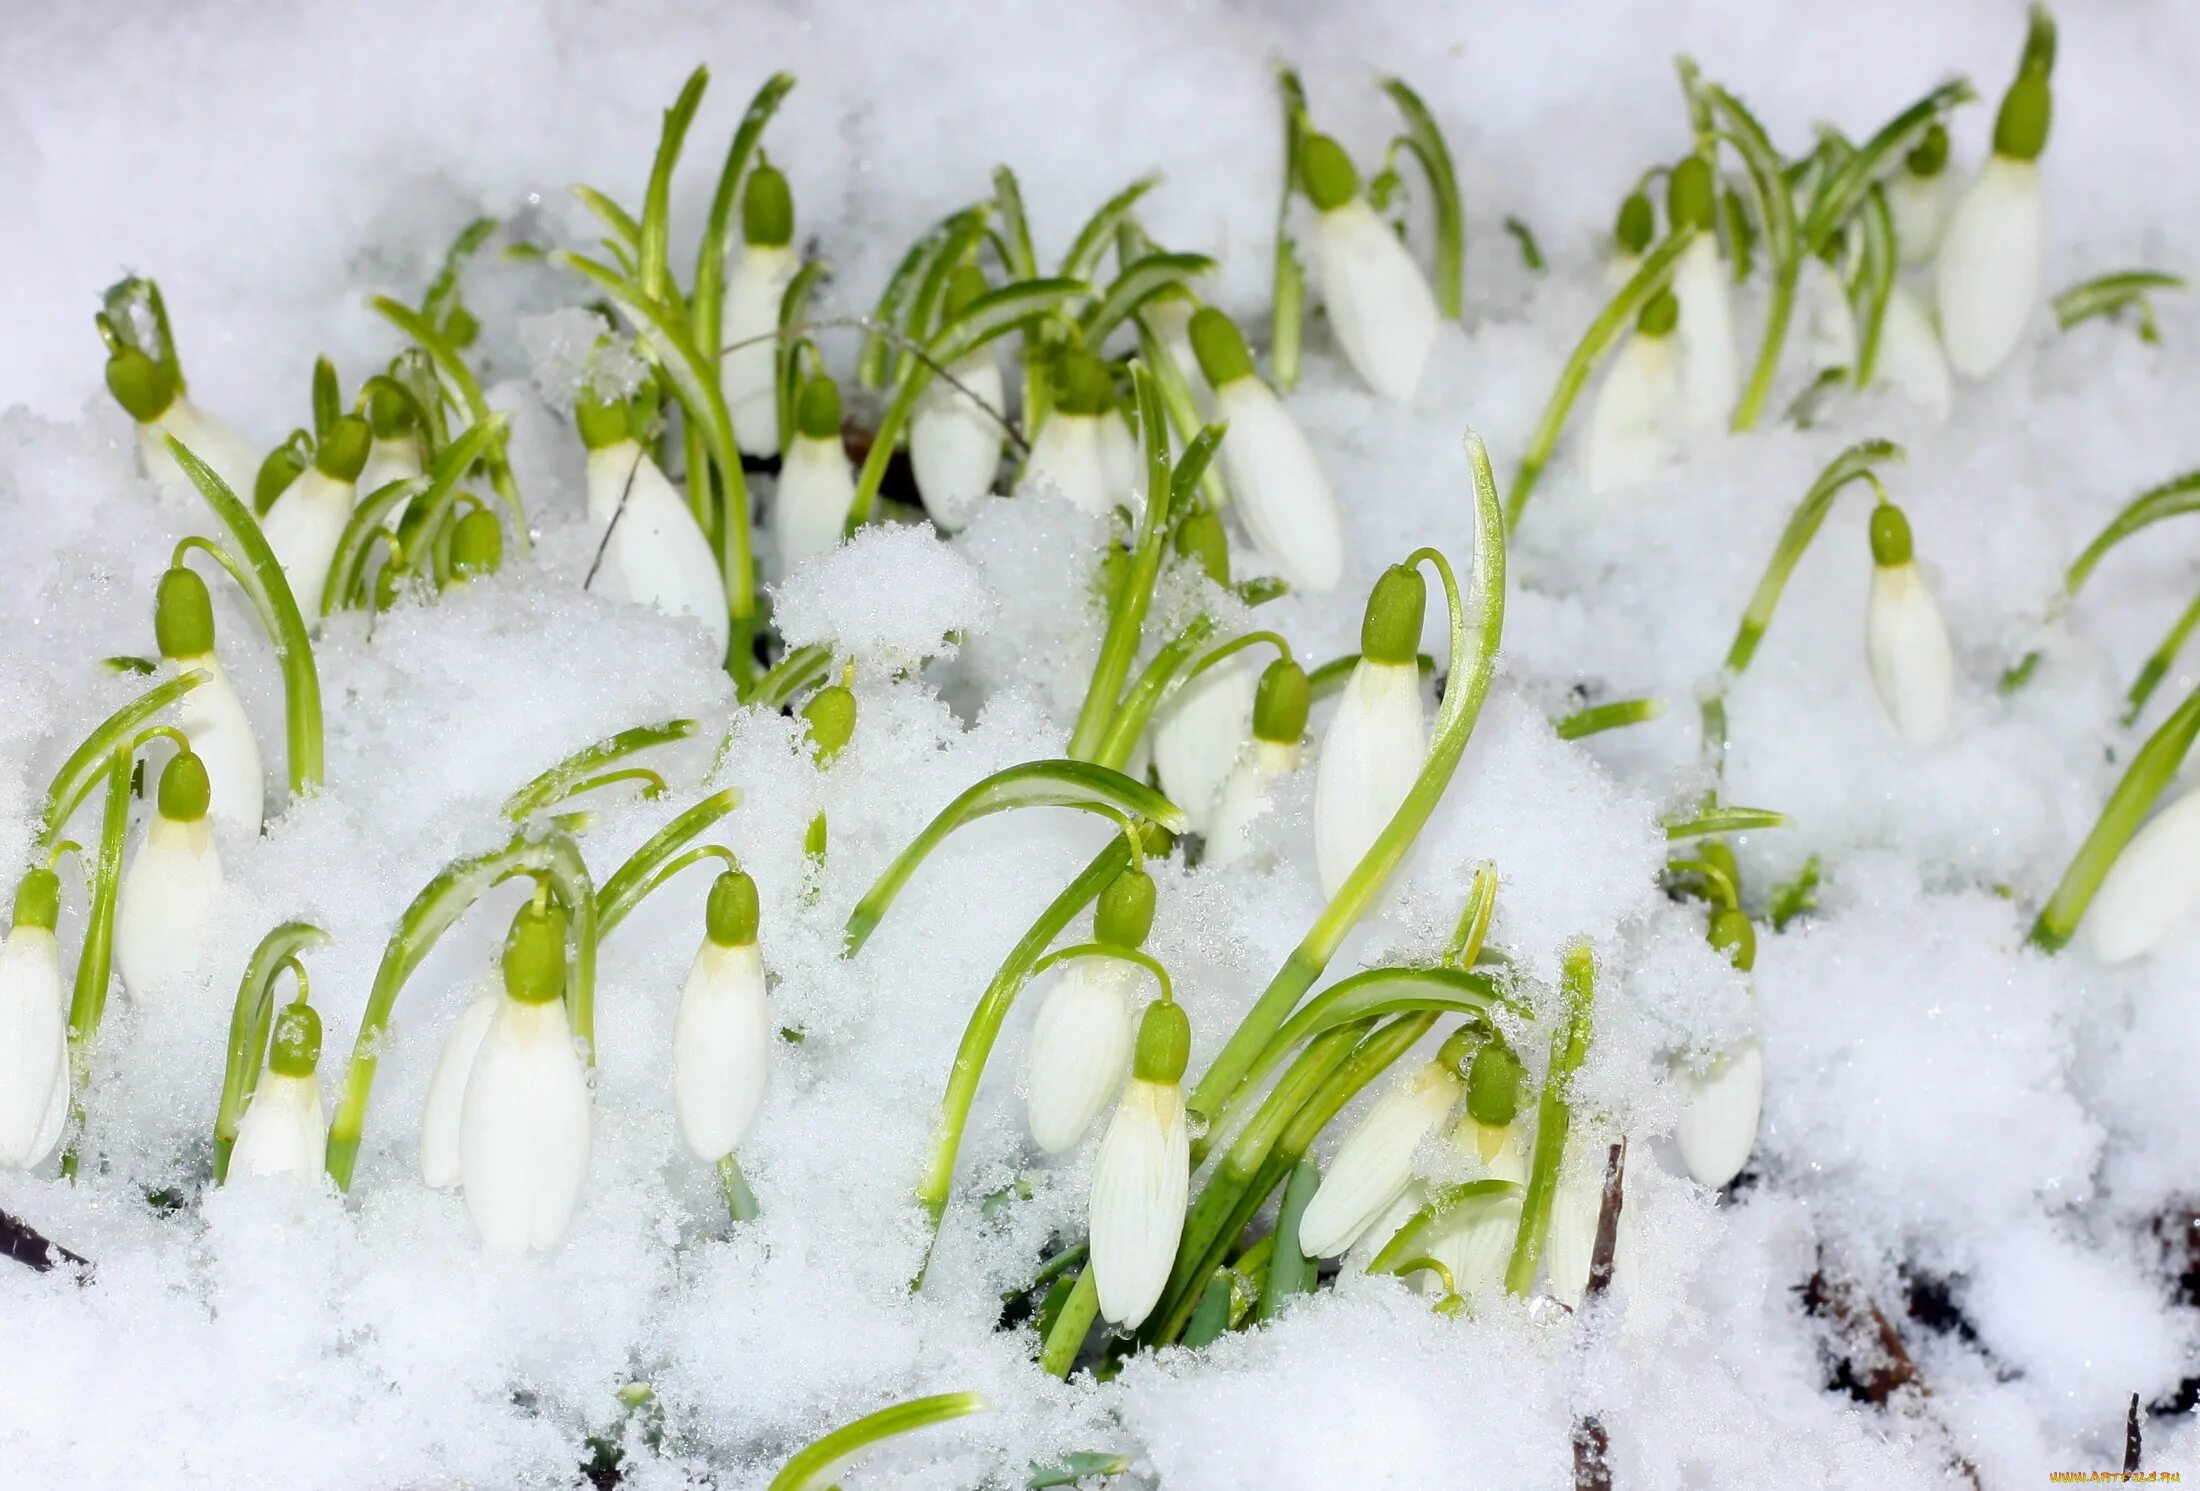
xmin=260 ymin=415 xmax=367 ymax=618
xmin=156 ymin=566 xmax=265 ymax=840
xmin=910 ymin=265 xmax=1006 ymax=532
xmin=106 ymin=347 xmax=261 ymax=513
xmin=1674 ymin=909 xmax=1763 ymax=1191
xmin=1090 ymin=998 xmax=1191 ymax=1328
xmin=459 ymin=901 xmax=592 ymax=1253
xmin=228 ymin=1000 xmax=327 ymax=1183
xmin=723 ymin=162 xmax=797 ymax=457
xmin=1189 ymin=308 xmax=1344 ymax=595
xmin=1208 ymin=659 xmax=1310 ymax=869
xmin=1801 ymin=253 xmax=1858 ymax=374
xmin=1586 ymin=290 xmax=1680 ymax=495
xmin=1862 ymin=505 xmax=1956 ymax=747
xmin=1605 ymin=189 xmax=1655 ymax=290
xmin=775 ymin=375 xmax=857 ymax=576
xmin=1025 ymin=868 xmax=1152 ymax=1153
xmin=1889 ymin=124 xmax=1954 ymax=267
xmin=1019 ymin=350 xmax=1129 ymax=521
xmin=1314 ymin=567 xmax=1429 ymax=897
xmin=1872 ymin=284 xmax=1953 ymax=423
xmin=2083 ymin=786 xmax=2200 ymax=965
xmin=579 ymin=400 xmax=732 ymax=657
xmin=672 ymin=871 xmax=772 ymax=1164
xmin=115 ymin=751 xmax=223 ymax=999
xmin=0 ymin=872 xmax=69 ymax=1171
xmin=1667 ymin=158 xmax=1738 ymax=432
xmin=1935 ymin=70 xmax=2050 ymax=378
xmin=1298 ymin=1040 xmax=1468 ymax=1259
xmin=1301 ymin=135 xmax=1438 ymax=402
xmin=1152 ymin=661 xmax=1257 ymax=840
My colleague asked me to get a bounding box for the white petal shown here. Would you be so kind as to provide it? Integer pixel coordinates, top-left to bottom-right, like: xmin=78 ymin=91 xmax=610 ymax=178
xmin=1314 ymin=200 xmax=1438 ymax=402
xmin=587 ymin=441 xmax=732 ymax=656
xmin=1206 ymin=738 xmax=1303 ymax=869
xmin=1934 ymin=156 xmax=2043 ymax=379
xmin=1864 ymin=561 xmax=1956 ymax=746
xmin=1098 ymin=413 xmax=1141 ymax=521
xmin=460 ymin=996 xmax=592 ymax=1252
xmin=2084 ymin=786 xmax=2200 ymax=964
xmin=1023 ymin=958 xmax=1135 ymax=1154
xmin=229 ymin=1072 xmax=327 ymax=1182
xmin=1424 ymin=1190 xmax=1523 ymax=1297
xmin=1672 ymin=235 xmax=1738 ymax=432
xmin=1089 ymin=1078 xmax=1189 ymax=1327
xmin=420 ymin=992 xmax=497 ymax=1188
xmin=0 ymin=928 xmax=67 ymax=1170
xmin=1213 ymin=380 xmax=1343 ymax=594
xmin=114 ymin=813 xmax=221 ymax=1000
xmin=722 ymin=244 xmax=796 ymax=456
xmin=259 ymin=468 xmax=356 ymax=619
xmin=171 ymin=654 xmax=264 ymax=840
xmin=359 ymin=435 xmax=424 ymax=514
xmin=911 ymin=352 xmax=1005 ymax=532
xmin=1888 ymin=171 xmax=1952 ymax=268
xmin=1019 ymin=415 xmax=1115 ymax=519
xmin=1674 ymin=1037 xmax=1763 ymax=1190
xmin=1544 ymin=1156 xmax=1635 ymax=1308
xmin=1802 ymin=258 xmax=1858 ymax=373
xmin=1872 ymin=284 xmax=1953 ymax=423
xmin=774 ymin=434 xmax=857 ymax=577
xmin=1297 ymin=1064 xmax=1462 ymax=1258
xmin=145 ymin=399 xmax=261 ymax=512
xmin=1313 ymin=660 xmax=1427 ymax=898
xmin=1586 ymin=333 xmax=1678 ymax=494
xmin=671 ymin=941 xmax=771 ymax=1163
xmin=1152 ymin=659 xmax=1257 ymax=835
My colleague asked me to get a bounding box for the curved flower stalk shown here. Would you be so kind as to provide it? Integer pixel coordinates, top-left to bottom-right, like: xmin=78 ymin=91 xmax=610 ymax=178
xmin=1298 ymin=133 xmax=1438 ymax=402
xmin=1863 ymin=502 xmax=1956 ymax=746
xmin=774 ymin=374 xmax=857 ymax=575
xmin=213 ymin=920 xmax=329 ymax=1181
xmin=1586 ymin=290 xmax=1681 ymax=494
xmin=910 ymin=265 xmax=1008 ymax=531
xmin=1208 ymin=657 xmax=1311 ymax=870
xmin=1377 ymin=77 xmax=1466 ymax=322
xmin=1506 ymin=940 xmax=1599 ymax=1296
xmin=1888 ymin=123 xmax=1954 ymax=266
xmin=2053 ymin=269 xmax=2188 ymax=346
xmin=504 ymin=718 xmax=699 ymax=823
xmin=228 ymin=998 xmax=328 ymax=1183
xmin=0 ymin=870 xmax=69 ymax=1171
xmin=1665 ymin=154 xmax=1738 ymax=433
xmin=766 ymin=1392 xmax=989 ymax=1491
xmin=153 ymin=565 xmax=265 ymax=838
xmin=672 ymin=871 xmax=771 ymax=1194
xmin=114 ymin=751 xmax=222 ymax=999
xmin=1090 ymin=996 xmax=1193 ymax=1327
xmin=1188 ymin=308 xmax=1342 ymax=594
xmin=722 ymin=160 xmax=799 ymax=457
xmin=95 ymin=278 xmax=261 ymax=510
xmin=579 ymin=396 xmax=732 ymax=657
xmin=1018 ymin=349 xmax=1132 ymax=520
xmin=1314 ymin=564 xmax=1430 ymax=898
xmin=1936 ymin=7 xmax=2055 ymax=378
xmin=1024 ymin=865 xmax=1155 ymax=1153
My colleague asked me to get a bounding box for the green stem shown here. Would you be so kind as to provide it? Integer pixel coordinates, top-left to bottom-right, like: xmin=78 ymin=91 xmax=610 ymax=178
xmin=1505 ymin=941 xmax=1597 ymax=1295
xmin=1380 ymin=77 xmax=1464 ymax=320
xmin=1721 ymin=440 xmax=1902 ymax=673
xmin=368 ymin=298 xmax=530 ymax=549
xmin=2124 ymin=587 xmax=2200 ymax=725
xmin=1093 ymin=615 xmax=1216 ymax=772
xmin=1256 ymin=1157 xmax=1323 ymax=1320
xmin=767 ymin=1391 xmax=990 ymax=1491
xmin=2065 ymin=470 xmax=2200 ymax=599
xmin=595 ymin=787 xmax=744 ymax=937
xmin=37 ymin=671 xmax=208 ymax=848
xmin=718 ymin=1153 xmax=760 ymax=1223
xmin=59 ymin=749 xmax=132 ymax=1180
xmin=503 ymin=720 xmax=699 ymax=819
xmin=1554 ymin=698 xmax=1664 ymax=740
xmin=1039 ymin=1267 xmax=1102 ymax=1379
xmin=1270 ymin=67 xmax=1308 ymax=390
xmin=213 ymin=922 xmax=328 ymax=1181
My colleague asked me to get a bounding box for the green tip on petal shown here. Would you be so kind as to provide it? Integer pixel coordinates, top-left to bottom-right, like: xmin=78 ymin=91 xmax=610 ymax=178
xmin=155 ymin=565 xmax=216 ymax=660
xmin=315 ymin=415 xmax=372 ymax=482
xmin=1132 ymin=996 xmax=1191 ymax=1084
xmin=1095 ymin=865 xmax=1157 ymax=949
xmin=795 ymin=374 xmax=843 ymax=441
xmin=268 ymin=999 xmax=322 ymax=1077
xmin=1994 ymin=74 xmax=2051 ymax=161
xmin=1187 ymin=307 xmax=1255 ymax=388
xmin=1667 ymin=155 xmax=1716 ymax=232
xmin=1869 ymin=503 xmax=1914 ymax=568
xmin=502 ymin=899 xmax=569 ymax=1004
xmin=706 ymin=869 xmax=760 ymax=948
xmin=1906 ymin=122 xmax=1950 ymax=178
xmin=945 ymin=263 xmax=990 ymax=319
xmin=1615 ymin=191 xmax=1655 ymax=256
xmin=1707 ymin=906 xmax=1756 ymax=973
xmin=1252 ymin=657 xmax=1310 ymax=743
xmin=1637 ymin=288 xmax=1679 ymax=337
xmin=105 ymin=347 xmax=176 ymax=423
xmin=158 ymin=750 xmax=211 ymax=822
xmin=1299 ymin=133 xmax=1360 ymax=212
xmin=368 ymin=382 xmax=415 ymax=438
xmin=11 ymin=869 xmax=60 ymax=932
xmin=1360 ymin=563 xmax=1426 ymax=666
xmin=450 ymin=509 xmax=504 ymax=579
xmin=1173 ymin=507 xmax=1231 ymax=588
xmin=802 ymin=683 xmax=857 ymax=763
xmin=743 ymin=162 xmax=794 ymax=248
xmin=575 ymin=397 xmax=631 ymax=451
xmin=1466 ymin=1037 xmax=1523 ymax=1128
xmin=1054 ymin=349 xmax=1117 ymax=416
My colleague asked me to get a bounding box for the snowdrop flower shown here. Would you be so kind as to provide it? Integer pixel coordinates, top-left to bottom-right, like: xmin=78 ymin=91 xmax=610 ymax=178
xmin=2082 ymin=787 xmax=2200 ymax=965
xmin=1872 ymin=284 xmax=1953 ymax=423
xmin=579 ymin=396 xmax=732 ymax=657
xmin=672 ymin=871 xmax=772 ymax=1165
xmin=722 ymin=160 xmax=797 ymax=457
xmin=1605 ymin=188 xmax=1655 ymax=290
xmin=227 ymin=999 xmax=327 ymax=1183
xmin=1019 ymin=350 xmax=1133 ymax=521
xmin=1935 ymin=62 xmax=2051 ymax=377
xmin=1188 ymin=307 xmax=1343 ymax=595
xmin=156 ymin=565 xmax=264 ymax=839
xmin=910 ymin=265 xmax=1006 ymax=532
xmin=1801 ymin=250 xmax=1858 ymax=375
xmin=1300 ymin=133 xmax=1437 ymax=403
xmin=1090 ymin=997 xmax=1191 ymax=1328
xmin=114 ymin=751 xmax=222 ymax=1000
xmin=1314 ymin=565 xmax=1429 ymax=898
xmin=1025 ymin=866 xmax=1151 ymax=1153
xmin=1150 ymin=516 xmax=1256 ymax=832
xmin=1586 ymin=289 xmax=1680 ymax=494
xmin=359 ymin=381 xmax=425 ymax=505
xmin=1888 ymin=123 xmax=1955 ymax=267
xmin=460 ymin=899 xmax=592 ymax=1252
xmin=104 ymin=347 xmax=261 ymax=512
xmin=1208 ymin=658 xmax=1309 ymax=869
xmin=260 ymin=414 xmax=368 ymax=618
xmin=1667 ymin=155 xmax=1737 ymax=432
xmin=1419 ymin=1041 xmax=1529 ymax=1295
xmin=1863 ymin=503 xmax=1956 ymax=746
xmin=1298 ymin=1026 xmax=1475 ymax=1258
xmin=0 ymin=870 xmax=68 ymax=1171
xmin=774 ymin=374 xmax=856 ymax=576
xmin=1674 ymin=909 xmax=1763 ymax=1191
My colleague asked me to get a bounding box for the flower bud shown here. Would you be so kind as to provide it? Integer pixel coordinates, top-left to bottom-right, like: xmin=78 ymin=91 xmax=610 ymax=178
xmin=158 ymin=750 xmax=211 ymax=823
xmin=502 ymin=900 xmax=568 ymax=1005
xmin=1095 ymin=866 xmax=1156 ymax=949
xmin=156 ymin=566 xmax=216 ymax=660
xmin=1299 ymin=133 xmax=1360 ymax=212
xmin=1188 ymin=307 xmax=1255 ymax=388
xmin=1251 ymin=658 xmax=1310 ymax=744
xmin=742 ymin=161 xmax=794 ymax=248
xmin=802 ymin=683 xmax=856 ymax=765
xmin=1360 ymin=564 xmax=1426 ymax=665
xmin=706 ymin=870 xmax=760 ymax=948
xmin=1132 ymin=999 xmax=1191 ymax=1084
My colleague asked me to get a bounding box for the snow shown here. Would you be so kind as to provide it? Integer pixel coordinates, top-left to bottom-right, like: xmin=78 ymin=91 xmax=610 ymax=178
xmin=3 ymin=0 xmax=2200 ymax=1486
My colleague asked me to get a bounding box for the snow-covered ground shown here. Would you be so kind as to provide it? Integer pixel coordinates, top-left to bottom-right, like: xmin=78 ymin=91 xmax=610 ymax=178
xmin=4 ymin=1 xmax=2199 ymax=1486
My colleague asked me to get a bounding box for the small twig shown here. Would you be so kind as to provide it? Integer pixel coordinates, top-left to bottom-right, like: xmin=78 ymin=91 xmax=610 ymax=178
xmin=2124 ymin=1391 xmax=2142 ymax=1474
xmin=1571 ymin=1140 xmax=1625 ymax=1491
xmin=720 ymin=316 xmax=1031 ymax=454
xmin=0 ymin=1206 xmax=91 ymax=1277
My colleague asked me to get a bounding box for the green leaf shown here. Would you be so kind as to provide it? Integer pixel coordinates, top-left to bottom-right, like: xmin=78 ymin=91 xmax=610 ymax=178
xmin=992 ymin=165 xmax=1037 ymax=278
xmin=2064 ymin=469 xmax=2200 ymax=597
xmin=1506 ymin=941 xmax=1596 ymax=1294
xmin=2054 ymin=270 xmax=2188 ymax=346
xmin=1503 ymin=216 xmax=1545 ymax=273
xmin=1554 ymin=697 xmax=1664 ymax=740
xmin=504 ymin=719 xmax=700 ymax=819
xmin=692 ymin=70 xmax=798 ymax=364
xmin=1849 ymin=186 xmax=1896 ymax=385
xmin=1665 ymin=805 xmax=1786 ymax=840
xmin=1368 ymin=1178 xmax=1522 ymax=1276
xmin=1028 ymin=1451 xmax=1132 ymax=1488
xmin=768 ymin=1392 xmax=990 ymax=1491
xmin=1062 ymin=173 xmax=1161 ymax=281
xmin=1257 ymin=1157 xmax=1322 ymax=1319
xmin=1241 ymin=964 xmax=1519 ymax=1101
xmin=1802 ymin=80 xmax=1976 ymax=249
xmin=639 ymin=67 xmax=710 ymax=307
xmin=368 ymin=296 xmax=531 ymax=547
xmin=1079 ymin=251 xmax=1216 ymax=348
xmin=596 ymin=787 xmax=744 ymax=938
xmin=1381 ymin=77 xmax=1465 ymax=319
xmin=38 ymin=670 xmax=210 ymax=847
xmin=1722 ymin=438 xmax=1903 ymax=673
